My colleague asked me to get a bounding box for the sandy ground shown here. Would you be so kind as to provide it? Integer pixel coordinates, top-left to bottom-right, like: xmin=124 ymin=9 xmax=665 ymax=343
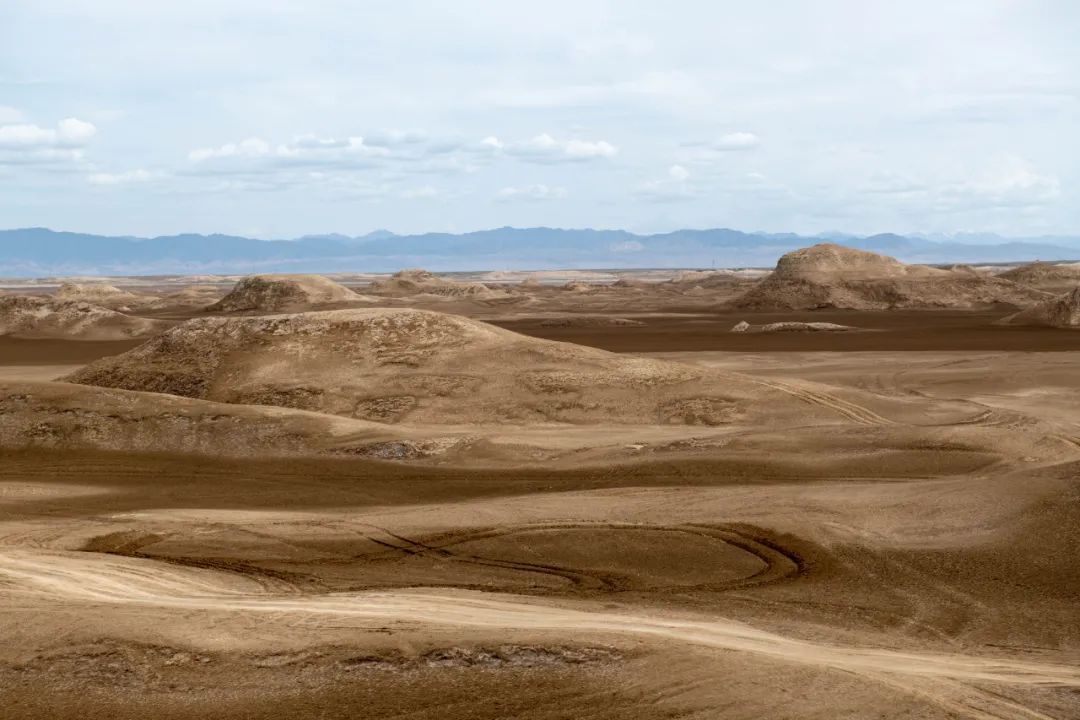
xmin=1 ymin=301 xmax=1079 ymax=718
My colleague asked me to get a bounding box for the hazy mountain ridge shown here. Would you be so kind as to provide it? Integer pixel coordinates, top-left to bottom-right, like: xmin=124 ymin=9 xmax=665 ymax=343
xmin=2 ymin=227 xmax=1079 ymax=276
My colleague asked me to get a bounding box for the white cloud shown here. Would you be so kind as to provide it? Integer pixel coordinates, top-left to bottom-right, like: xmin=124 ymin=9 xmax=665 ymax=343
xmin=0 ymin=116 xmax=98 ymax=166
xmin=496 ymin=184 xmax=568 ymax=201
xmin=637 ymin=164 xmax=695 ymax=203
xmin=364 ymin=129 xmax=428 ymax=147
xmin=710 ymin=132 xmax=760 ymax=151
xmin=188 ymin=137 xmax=274 ymax=161
xmin=87 ymin=169 xmax=156 ymax=185
xmin=57 ymin=118 xmax=98 ymax=144
xmin=940 ymin=159 xmax=1061 ymax=210
xmin=0 ymin=117 xmax=97 ymax=149
xmin=501 ymin=133 xmax=617 ymax=163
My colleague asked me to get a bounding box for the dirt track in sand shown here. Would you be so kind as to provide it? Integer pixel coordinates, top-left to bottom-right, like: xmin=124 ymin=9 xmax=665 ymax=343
xmin=3 ymin=549 xmax=1078 ymax=689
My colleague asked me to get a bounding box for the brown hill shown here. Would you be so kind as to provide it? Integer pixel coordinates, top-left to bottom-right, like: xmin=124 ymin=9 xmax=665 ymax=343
xmin=0 ymin=296 xmax=167 ymax=340
xmin=369 ymin=269 xmax=506 ymax=299
xmin=732 ymin=243 xmax=1047 ymax=310
xmin=208 ymin=274 xmax=360 ymax=312
xmin=1002 ymin=288 xmax=1080 ymax=327
xmin=0 ymin=381 xmax=461 ymax=458
xmin=998 ymin=261 xmax=1080 ymax=289
xmin=731 ymin=321 xmax=857 ymax=333
xmin=54 ymin=282 xmax=148 ymax=309
xmin=67 ymin=308 xmax=771 ymax=426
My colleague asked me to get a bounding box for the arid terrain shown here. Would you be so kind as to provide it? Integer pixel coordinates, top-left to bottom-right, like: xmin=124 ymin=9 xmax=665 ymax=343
xmin=2 ymin=246 xmax=1079 ymax=719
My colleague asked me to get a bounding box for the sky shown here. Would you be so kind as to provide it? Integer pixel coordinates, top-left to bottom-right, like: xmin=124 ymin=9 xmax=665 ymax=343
xmin=1 ymin=1 xmax=1077 ymax=239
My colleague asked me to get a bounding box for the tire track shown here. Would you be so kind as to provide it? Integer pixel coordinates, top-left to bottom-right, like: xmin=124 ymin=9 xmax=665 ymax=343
xmin=744 ymin=376 xmax=896 ymax=426
xmin=1 ymin=547 xmax=1078 ymax=691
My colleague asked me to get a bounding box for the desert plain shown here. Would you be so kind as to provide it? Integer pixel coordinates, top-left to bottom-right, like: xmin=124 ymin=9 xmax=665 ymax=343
xmin=1 ymin=244 xmax=1080 ymax=719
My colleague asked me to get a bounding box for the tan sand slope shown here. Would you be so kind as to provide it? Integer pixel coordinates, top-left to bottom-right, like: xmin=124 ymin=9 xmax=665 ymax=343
xmin=1003 ymin=287 xmax=1080 ymax=327
xmin=67 ymin=308 xmax=772 ymax=425
xmin=0 ymin=296 xmax=167 ymax=340
xmin=369 ymin=269 xmax=507 ymax=299
xmin=208 ymin=274 xmax=361 ymax=312
xmin=732 ymin=243 xmax=1047 ymax=310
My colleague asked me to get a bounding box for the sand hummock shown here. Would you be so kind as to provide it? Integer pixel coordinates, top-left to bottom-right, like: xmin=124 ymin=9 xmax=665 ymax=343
xmin=66 ymin=308 xmax=770 ymax=425
xmin=1002 ymin=287 xmax=1080 ymax=327
xmin=369 ymin=269 xmax=506 ymax=299
xmin=0 ymin=296 xmax=167 ymax=340
xmin=208 ymin=274 xmax=362 ymax=312
xmin=538 ymin=316 xmax=645 ymax=328
xmin=998 ymin=261 xmax=1080 ymax=288
xmin=54 ymin=282 xmax=148 ymax=309
xmin=731 ymin=321 xmax=857 ymax=333
xmin=732 ymin=243 xmax=1047 ymax=310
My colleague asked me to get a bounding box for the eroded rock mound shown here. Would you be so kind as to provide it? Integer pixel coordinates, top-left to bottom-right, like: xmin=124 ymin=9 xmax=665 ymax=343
xmin=68 ymin=308 xmax=756 ymax=425
xmin=733 ymin=243 xmax=1047 ymax=310
xmin=369 ymin=269 xmax=506 ymax=299
xmin=0 ymin=296 xmax=167 ymax=340
xmin=1003 ymin=288 xmax=1080 ymax=327
xmin=538 ymin=316 xmax=645 ymax=328
xmin=208 ymin=274 xmax=360 ymax=312
xmin=0 ymin=381 xmax=400 ymax=457
xmin=54 ymin=283 xmax=147 ymax=309
xmin=731 ymin=320 xmax=857 ymax=333
xmin=151 ymin=285 xmax=226 ymax=309
xmin=998 ymin=261 xmax=1080 ymax=287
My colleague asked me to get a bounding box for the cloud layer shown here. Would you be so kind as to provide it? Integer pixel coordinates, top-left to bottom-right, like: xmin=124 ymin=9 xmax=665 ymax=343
xmin=1 ymin=1 xmax=1076 ymax=238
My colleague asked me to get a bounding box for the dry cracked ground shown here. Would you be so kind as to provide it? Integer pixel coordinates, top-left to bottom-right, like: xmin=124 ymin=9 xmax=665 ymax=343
xmin=1 ymin=259 xmax=1080 ymax=719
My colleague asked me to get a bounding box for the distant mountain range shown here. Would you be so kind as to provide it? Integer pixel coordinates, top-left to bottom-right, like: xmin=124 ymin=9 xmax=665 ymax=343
xmin=2 ymin=227 xmax=1080 ymax=277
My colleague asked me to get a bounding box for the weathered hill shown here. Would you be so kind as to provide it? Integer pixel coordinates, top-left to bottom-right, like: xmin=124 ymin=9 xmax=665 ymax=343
xmin=731 ymin=321 xmax=857 ymax=333
xmin=0 ymin=380 xmax=465 ymax=458
xmin=54 ymin=282 xmax=147 ymax=309
xmin=208 ymin=274 xmax=360 ymax=312
xmin=998 ymin=261 xmax=1080 ymax=290
xmin=149 ymin=284 xmax=226 ymax=309
xmin=0 ymin=296 xmax=167 ymax=340
xmin=732 ymin=243 xmax=1047 ymax=310
xmin=1002 ymin=288 xmax=1080 ymax=327
xmin=67 ymin=308 xmax=773 ymax=426
xmin=369 ymin=269 xmax=506 ymax=299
